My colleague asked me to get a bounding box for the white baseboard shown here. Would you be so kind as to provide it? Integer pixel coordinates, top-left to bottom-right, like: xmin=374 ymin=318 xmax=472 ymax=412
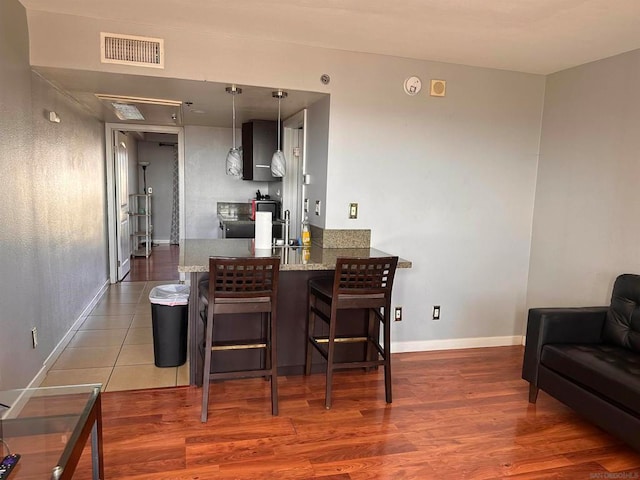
xmin=26 ymin=366 xmax=48 ymax=391
xmin=152 ymin=239 xmax=170 ymax=244
xmin=391 ymin=335 xmax=524 ymax=353
xmin=29 ymin=280 xmax=110 ymax=388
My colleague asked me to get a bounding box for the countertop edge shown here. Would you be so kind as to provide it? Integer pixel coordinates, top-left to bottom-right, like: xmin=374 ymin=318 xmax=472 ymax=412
xmin=179 ymin=239 xmax=411 ymax=273
xmin=179 ymin=258 xmax=412 ymax=273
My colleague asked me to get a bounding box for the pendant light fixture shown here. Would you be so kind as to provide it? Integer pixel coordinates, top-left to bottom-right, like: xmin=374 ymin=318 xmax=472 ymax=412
xmin=225 ymin=85 xmax=243 ymax=178
xmin=271 ymin=89 xmax=287 ymax=177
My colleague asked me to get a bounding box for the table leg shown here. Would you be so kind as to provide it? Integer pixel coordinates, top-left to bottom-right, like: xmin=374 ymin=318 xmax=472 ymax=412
xmin=91 ymin=422 xmax=99 ymax=479
xmin=91 ymin=394 xmax=104 ymax=480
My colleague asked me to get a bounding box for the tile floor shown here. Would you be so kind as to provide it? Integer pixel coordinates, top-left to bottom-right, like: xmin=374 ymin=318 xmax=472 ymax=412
xmin=41 ymin=280 xmax=190 ymax=392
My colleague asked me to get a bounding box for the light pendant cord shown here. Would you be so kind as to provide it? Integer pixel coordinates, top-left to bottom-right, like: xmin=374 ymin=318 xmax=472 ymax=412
xmin=277 ymin=96 xmax=281 ymax=149
xmin=232 ymin=93 xmax=236 ymax=148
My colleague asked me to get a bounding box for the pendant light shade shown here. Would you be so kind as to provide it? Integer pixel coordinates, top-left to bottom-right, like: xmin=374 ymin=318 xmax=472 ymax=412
xmin=271 ymin=90 xmax=287 ymax=177
xmin=225 ymin=85 xmax=243 ymax=178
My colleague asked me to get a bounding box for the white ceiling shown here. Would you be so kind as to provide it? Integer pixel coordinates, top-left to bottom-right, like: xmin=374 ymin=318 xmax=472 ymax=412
xmin=19 ymin=0 xmax=640 ymax=127
xmin=35 ymin=67 xmax=327 ymax=127
xmin=19 ymin=0 xmax=640 ymax=74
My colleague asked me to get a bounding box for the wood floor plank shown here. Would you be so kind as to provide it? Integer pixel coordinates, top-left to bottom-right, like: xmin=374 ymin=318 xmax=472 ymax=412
xmin=69 ymin=346 xmax=640 ymax=479
xmin=312 ymin=450 xmax=440 ymax=479
xmin=124 ymin=244 xmax=180 ymax=282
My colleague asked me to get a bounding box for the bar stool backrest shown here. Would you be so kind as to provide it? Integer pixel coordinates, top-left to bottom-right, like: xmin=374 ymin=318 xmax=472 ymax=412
xmin=333 ymin=257 xmax=398 ymax=306
xmin=208 ymin=256 xmax=280 ymax=305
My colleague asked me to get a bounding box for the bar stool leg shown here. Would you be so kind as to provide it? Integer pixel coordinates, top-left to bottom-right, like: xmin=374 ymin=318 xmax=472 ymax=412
xmin=270 ymin=311 xmax=279 ymax=415
xmin=383 ymin=306 xmax=392 ymax=403
xmin=325 ymin=305 xmax=338 ymax=409
xmin=305 ymin=291 xmax=316 ymax=376
xmin=201 ymin=311 xmax=214 ymax=423
xmin=262 ymin=313 xmax=270 ymax=381
xmin=365 ymin=308 xmax=376 ymax=369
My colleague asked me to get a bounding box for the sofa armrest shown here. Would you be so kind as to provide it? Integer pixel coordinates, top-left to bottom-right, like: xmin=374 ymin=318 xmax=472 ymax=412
xmin=521 ymin=307 xmax=607 ymax=386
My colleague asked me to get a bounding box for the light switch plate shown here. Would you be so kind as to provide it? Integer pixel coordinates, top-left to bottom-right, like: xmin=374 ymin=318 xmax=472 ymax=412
xmin=349 ymin=203 xmax=358 ymax=219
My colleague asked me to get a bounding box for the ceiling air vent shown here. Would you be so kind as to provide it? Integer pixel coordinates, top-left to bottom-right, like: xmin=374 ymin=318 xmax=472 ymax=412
xmin=100 ymin=32 xmax=164 ymax=68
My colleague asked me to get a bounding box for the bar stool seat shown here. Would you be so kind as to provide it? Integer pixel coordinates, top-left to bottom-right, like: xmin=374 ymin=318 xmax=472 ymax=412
xmin=200 ymin=256 xmax=280 ymax=422
xmin=305 ymin=256 xmax=398 ymax=409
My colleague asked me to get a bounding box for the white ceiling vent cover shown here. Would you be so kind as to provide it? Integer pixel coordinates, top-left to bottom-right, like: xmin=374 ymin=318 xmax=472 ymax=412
xmin=101 ymin=32 xmax=164 ymax=69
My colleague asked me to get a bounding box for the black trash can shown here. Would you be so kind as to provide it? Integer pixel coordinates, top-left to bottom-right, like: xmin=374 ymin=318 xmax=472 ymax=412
xmin=149 ymin=284 xmax=190 ymax=367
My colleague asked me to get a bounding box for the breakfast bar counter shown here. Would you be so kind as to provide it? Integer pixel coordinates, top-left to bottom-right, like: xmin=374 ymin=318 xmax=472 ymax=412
xmin=179 ymin=238 xmax=412 ymax=273
xmin=179 ymin=239 xmax=411 ymax=385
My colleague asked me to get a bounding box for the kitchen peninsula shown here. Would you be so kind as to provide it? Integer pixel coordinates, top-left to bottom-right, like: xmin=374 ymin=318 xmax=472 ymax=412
xmin=179 ymin=238 xmax=412 ymax=385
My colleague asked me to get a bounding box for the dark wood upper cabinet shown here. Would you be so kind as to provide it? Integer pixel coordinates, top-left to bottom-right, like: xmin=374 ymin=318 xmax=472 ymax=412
xmin=242 ymin=120 xmax=278 ymax=181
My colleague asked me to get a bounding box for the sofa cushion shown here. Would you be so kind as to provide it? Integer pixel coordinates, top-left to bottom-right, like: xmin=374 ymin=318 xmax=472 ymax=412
xmin=541 ymin=344 xmax=640 ymax=414
xmin=603 ymin=274 xmax=640 ymax=352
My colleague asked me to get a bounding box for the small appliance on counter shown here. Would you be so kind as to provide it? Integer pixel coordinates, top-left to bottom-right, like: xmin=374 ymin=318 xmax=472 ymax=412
xmin=250 ymin=190 xmax=281 ymax=221
xmin=218 ymin=196 xmax=283 ymax=239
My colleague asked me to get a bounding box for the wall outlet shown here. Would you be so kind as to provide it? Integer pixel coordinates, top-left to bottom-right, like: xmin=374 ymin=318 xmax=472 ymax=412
xmin=394 ymin=307 xmax=402 ymax=321
xmin=31 ymin=327 xmax=38 ymax=348
xmin=315 ymin=200 xmax=321 ymax=216
xmin=432 ymin=305 xmax=441 ymax=320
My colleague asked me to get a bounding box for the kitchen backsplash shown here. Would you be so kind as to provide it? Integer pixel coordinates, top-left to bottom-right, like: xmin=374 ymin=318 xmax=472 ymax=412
xmin=217 ymin=202 xmax=371 ymax=249
xmin=217 ymin=202 xmax=251 ymax=217
xmin=310 ymin=226 xmax=371 ymax=248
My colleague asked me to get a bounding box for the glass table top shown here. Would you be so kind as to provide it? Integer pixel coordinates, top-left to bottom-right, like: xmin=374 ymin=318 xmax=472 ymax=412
xmin=0 ymin=384 xmax=102 ymax=479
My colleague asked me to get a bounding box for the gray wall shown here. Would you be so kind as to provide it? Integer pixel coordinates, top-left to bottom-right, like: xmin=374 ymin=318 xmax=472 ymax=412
xmin=305 ymin=96 xmax=330 ymax=229
xmin=24 ymin=8 xmax=546 ymax=350
xmin=184 ymin=126 xmax=270 ymax=238
xmin=15 ymin=3 xmax=640 ymax=357
xmin=0 ymin=0 xmax=108 ymax=389
xmin=323 ymin=59 xmax=545 ymax=346
xmin=527 ymin=49 xmax=640 ymax=310
xmin=137 ymin=141 xmax=175 ymax=242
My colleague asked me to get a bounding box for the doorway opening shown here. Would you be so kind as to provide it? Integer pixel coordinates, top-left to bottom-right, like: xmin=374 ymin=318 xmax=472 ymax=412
xmin=282 ymin=109 xmax=307 ymax=240
xmin=105 ymin=123 xmax=185 ymax=284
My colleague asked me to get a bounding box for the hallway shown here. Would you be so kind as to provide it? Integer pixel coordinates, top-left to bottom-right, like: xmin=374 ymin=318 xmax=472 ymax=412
xmin=123 ymin=244 xmax=180 ymax=282
xmin=41 ymin=245 xmax=188 ymax=392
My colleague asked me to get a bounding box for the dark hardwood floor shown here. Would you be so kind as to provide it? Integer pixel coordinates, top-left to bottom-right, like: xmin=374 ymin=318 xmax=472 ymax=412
xmin=72 ymin=346 xmax=640 ymax=479
xmin=124 ymin=244 xmax=180 ymax=282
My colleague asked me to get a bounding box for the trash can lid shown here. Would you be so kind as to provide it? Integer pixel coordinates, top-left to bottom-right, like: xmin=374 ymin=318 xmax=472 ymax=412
xmin=149 ymin=284 xmax=190 ymax=306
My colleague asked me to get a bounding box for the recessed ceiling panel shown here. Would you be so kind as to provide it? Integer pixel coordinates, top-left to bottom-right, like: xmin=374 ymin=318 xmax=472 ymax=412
xmin=35 ymin=67 xmax=327 ymax=127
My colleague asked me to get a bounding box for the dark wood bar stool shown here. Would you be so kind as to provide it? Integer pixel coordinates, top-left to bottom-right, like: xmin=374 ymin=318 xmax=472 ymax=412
xmin=305 ymin=256 xmax=398 ymax=409
xmin=199 ymin=256 xmax=280 ymax=422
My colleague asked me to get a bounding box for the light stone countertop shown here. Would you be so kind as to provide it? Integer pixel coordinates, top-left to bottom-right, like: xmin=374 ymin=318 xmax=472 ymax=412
xmin=179 ymin=239 xmax=412 ymax=272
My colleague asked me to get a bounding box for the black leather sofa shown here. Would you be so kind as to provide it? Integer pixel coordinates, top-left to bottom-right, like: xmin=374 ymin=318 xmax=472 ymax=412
xmin=522 ymin=273 xmax=640 ymax=452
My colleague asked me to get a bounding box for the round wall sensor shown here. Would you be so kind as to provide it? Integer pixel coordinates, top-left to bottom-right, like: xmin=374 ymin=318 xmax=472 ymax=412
xmin=404 ymin=76 xmax=422 ymax=96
